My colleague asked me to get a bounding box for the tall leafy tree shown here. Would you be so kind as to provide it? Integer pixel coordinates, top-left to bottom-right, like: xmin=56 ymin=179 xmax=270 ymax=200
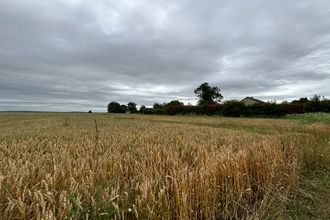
xmin=153 ymin=103 xmax=164 ymax=109
xmin=120 ymin=105 xmax=128 ymax=112
xmin=165 ymin=100 xmax=184 ymax=107
xmin=139 ymin=105 xmax=146 ymax=114
xmin=108 ymin=102 xmax=122 ymax=113
xmin=127 ymin=102 xmax=137 ymax=113
xmin=194 ymin=82 xmax=223 ymax=105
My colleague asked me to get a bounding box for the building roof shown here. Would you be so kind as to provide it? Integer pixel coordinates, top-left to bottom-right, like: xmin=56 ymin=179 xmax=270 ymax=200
xmin=241 ymin=97 xmax=264 ymax=103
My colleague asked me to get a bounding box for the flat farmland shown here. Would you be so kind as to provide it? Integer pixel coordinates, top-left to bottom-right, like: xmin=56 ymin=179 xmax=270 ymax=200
xmin=0 ymin=113 xmax=329 ymax=219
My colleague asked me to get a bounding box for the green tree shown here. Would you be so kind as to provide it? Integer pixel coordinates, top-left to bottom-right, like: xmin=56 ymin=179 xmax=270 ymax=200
xmin=165 ymin=100 xmax=184 ymax=107
xmin=310 ymin=94 xmax=321 ymax=112
xmin=153 ymin=103 xmax=164 ymax=109
xmin=139 ymin=105 xmax=146 ymax=114
xmin=120 ymin=105 xmax=128 ymax=113
xmin=108 ymin=102 xmax=122 ymax=113
xmin=194 ymin=82 xmax=223 ymax=105
xmin=127 ymin=102 xmax=137 ymax=113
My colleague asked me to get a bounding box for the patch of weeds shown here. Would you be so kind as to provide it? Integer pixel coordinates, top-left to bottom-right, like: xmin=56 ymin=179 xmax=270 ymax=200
xmin=67 ymin=193 xmax=80 ymax=219
xmin=67 ymin=185 xmax=142 ymax=219
xmin=286 ymin=113 xmax=330 ymax=124
xmin=284 ymin=169 xmax=330 ymax=219
xmin=67 ymin=190 xmax=118 ymax=220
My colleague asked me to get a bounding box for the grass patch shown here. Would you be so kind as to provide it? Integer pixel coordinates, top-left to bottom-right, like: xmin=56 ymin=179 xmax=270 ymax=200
xmin=286 ymin=112 xmax=330 ymax=124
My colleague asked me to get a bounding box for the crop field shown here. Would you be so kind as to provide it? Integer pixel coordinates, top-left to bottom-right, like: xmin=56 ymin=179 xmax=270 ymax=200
xmin=0 ymin=113 xmax=329 ymax=219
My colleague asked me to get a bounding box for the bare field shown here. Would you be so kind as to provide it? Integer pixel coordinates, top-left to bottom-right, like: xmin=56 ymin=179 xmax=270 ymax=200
xmin=0 ymin=113 xmax=329 ymax=219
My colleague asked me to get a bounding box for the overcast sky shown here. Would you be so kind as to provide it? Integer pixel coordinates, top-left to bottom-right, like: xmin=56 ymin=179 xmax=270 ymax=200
xmin=1 ymin=0 xmax=329 ymax=111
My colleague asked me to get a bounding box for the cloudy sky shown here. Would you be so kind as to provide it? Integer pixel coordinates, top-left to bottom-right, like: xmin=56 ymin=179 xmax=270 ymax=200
xmin=1 ymin=0 xmax=329 ymax=111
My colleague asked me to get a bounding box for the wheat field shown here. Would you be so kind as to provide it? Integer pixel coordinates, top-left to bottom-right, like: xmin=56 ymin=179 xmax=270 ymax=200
xmin=0 ymin=113 xmax=329 ymax=219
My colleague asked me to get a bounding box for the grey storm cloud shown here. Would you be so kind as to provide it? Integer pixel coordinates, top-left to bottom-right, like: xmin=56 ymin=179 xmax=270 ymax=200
xmin=0 ymin=0 xmax=329 ymax=111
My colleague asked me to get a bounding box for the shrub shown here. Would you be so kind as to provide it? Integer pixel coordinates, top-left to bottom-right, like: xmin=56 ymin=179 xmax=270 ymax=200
xmin=222 ymin=100 xmax=245 ymax=117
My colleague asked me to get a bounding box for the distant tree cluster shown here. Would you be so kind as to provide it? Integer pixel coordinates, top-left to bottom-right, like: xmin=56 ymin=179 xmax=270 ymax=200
xmin=108 ymin=101 xmax=137 ymax=113
xmin=108 ymin=83 xmax=329 ymax=117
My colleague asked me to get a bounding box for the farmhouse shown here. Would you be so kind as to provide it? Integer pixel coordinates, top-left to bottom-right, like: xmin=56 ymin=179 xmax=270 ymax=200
xmin=241 ymin=97 xmax=264 ymax=106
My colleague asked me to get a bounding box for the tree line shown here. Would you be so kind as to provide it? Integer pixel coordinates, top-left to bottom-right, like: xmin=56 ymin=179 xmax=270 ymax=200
xmin=108 ymin=82 xmax=330 ymax=117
